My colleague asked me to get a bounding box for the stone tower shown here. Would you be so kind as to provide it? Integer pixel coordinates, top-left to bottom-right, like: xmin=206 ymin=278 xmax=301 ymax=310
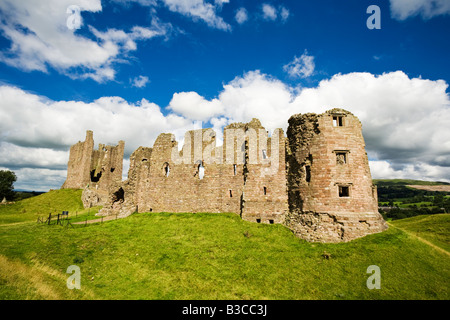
xmin=285 ymin=109 xmax=388 ymax=242
xmin=62 ymin=130 xmax=95 ymax=189
xmin=62 ymin=130 xmax=125 ymax=207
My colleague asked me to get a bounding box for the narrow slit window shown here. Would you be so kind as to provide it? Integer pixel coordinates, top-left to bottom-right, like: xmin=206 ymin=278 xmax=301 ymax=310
xmin=333 ymin=116 xmax=344 ymax=127
xmin=229 ymin=190 xmax=233 ymax=197
xmin=262 ymin=149 xmax=267 ymax=159
xmin=198 ymin=162 xmax=205 ymax=180
xmin=263 ymin=186 xmax=267 ymax=195
xmin=233 ymin=164 xmax=237 ymax=176
xmin=339 ymin=186 xmax=350 ymax=197
xmin=305 ymin=165 xmax=311 ymax=182
xmin=163 ymin=163 xmax=170 ymax=177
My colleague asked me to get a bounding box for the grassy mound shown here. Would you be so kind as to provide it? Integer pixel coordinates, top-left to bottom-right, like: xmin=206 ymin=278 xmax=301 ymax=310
xmin=0 ymin=211 xmax=449 ymax=300
xmin=0 ymin=189 xmax=84 ymax=224
xmin=391 ymin=214 xmax=450 ymax=253
xmin=1 ymin=189 xmax=448 ymax=300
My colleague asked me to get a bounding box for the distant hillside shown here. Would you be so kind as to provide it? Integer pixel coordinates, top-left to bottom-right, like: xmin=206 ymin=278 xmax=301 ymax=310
xmin=406 ymin=185 xmax=450 ymax=192
xmin=373 ymin=179 xmax=450 ymax=186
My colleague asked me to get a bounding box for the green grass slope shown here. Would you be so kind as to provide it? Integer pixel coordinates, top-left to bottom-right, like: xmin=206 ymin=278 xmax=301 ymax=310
xmin=390 ymin=214 xmax=450 ymax=253
xmin=0 ymin=189 xmax=84 ymax=225
xmin=0 ymin=189 xmax=449 ymax=300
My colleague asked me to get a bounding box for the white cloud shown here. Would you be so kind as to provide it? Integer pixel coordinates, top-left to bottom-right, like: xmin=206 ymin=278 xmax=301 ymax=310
xmin=1 ymin=167 xmax=69 ymax=192
xmin=0 ymin=85 xmax=192 ymax=157
xmin=162 ymin=0 xmax=231 ymax=31
xmin=261 ymin=4 xmax=289 ymax=22
xmin=131 ymin=75 xmax=150 ymax=88
xmin=235 ymin=7 xmax=249 ymax=24
xmin=166 ymin=70 xmax=450 ymax=182
xmin=168 ymin=91 xmax=224 ymax=120
xmin=0 ymin=0 xmax=170 ymax=83
xmin=2 ymin=70 xmax=450 ymax=190
xmin=262 ymin=4 xmax=277 ymax=21
xmin=280 ymin=6 xmax=290 ymax=22
xmin=283 ymin=50 xmax=315 ymax=78
xmin=390 ymin=0 xmax=450 ymax=20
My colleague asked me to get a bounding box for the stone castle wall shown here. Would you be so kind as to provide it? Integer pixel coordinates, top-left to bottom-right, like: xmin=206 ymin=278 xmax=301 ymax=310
xmin=98 ymin=119 xmax=288 ymax=224
xmin=63 ymin=108 xmax=387 ymax=242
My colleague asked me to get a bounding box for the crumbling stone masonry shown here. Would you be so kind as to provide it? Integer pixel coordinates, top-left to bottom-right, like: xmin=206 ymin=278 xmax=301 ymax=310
xmin=285 ymin=109 xmax=387 ymax=242
xmin=62 ymin=109 xmax=387 ymax=242
xmin=62 ymin=130 xmax=125 ymax=208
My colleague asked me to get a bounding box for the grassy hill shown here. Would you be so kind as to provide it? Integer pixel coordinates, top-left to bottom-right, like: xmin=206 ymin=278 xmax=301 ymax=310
xmin=0 ymin=189 xmax=84 ymax=225
xmin=0 ymin=189 xmax=449 ymax=300
xmin=373 ymin=179 xmax=450 ymax=186
xmin=390 ymin=214 xmax=450 ymax=253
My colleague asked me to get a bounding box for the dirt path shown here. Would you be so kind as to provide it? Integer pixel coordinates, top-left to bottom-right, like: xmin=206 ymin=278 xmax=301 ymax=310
xmin=388 ymin=222 xmax=450 ymax=257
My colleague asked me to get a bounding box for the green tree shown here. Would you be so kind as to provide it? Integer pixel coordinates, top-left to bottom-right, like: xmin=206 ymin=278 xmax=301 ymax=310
xmin=0 ymin=170 xmax=17 ymax=201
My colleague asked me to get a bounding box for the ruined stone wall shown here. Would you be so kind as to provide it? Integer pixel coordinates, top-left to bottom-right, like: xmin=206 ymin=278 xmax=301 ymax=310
xmin=62 ymin=130 xmax=94 ymax=189
xmin=66 ymin=108 xmax=387 ymax=243
xmin=124 ymin=120 xmax=287 ymax=222
xmin=285 ymin=109 xmax=387 ymax=242
xmin=62 ymin=130 xmax=125 ymax=208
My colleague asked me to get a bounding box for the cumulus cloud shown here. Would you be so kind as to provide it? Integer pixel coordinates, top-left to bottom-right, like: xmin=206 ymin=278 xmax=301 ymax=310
xmin=162 ymin=0 xmax=231 ymax=31
xmin=235 ymin=7 xmax=249 ymax=24
xmin=166 ymin=70 xmax=450 ymax=182
xmin=0 ymin=0 xmax=171 ymax=83
xmin=261 ymin=3 xmax=289 ymax=22
xmin=262 ymin=4 xmax=277 ymax=21
xmin=131 ymin=75 xmax=150 ymax=88
xmin=390 ymin=0 xmax=450 ymax=20
xmin=2 ymin=70 xmax=450 ymax=190
xmin=168 ymin=91 xmax=224 ymax=120
xmin=283 ymin=50 xmax=315 ymax=79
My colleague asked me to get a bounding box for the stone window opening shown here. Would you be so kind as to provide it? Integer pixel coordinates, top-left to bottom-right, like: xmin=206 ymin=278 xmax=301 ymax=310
xmin=333 ymin=116 xmax=344 ymax=127
xmin=333 ymin=150 xmax=349 ymax=165
xmin=233 ymin=164 xmax=237 ymax=176
xmin=263 ymin=186 xmax=267 ymax=195
xmin=336 ymin=152 xmax=347 ymax=164
xmin=256 ymin=218 xmax=261 ymax=223
xmin=339 ymin=185 xmax=350 ymax=197
xmin=305 ymin=165 xmax=311 ymax=182
xmin=229 ymin=190 xmax=233 ymax=197
xmin=269 ymin=219 xmax=274 ymax=224
xmin=90 ymin=169 xmax=102 ymax=183
xmin=112 ymin=187 xmax=125 ymax=203
xmin=262 ymin=149 xmax=267 ymax=159
xmin=163 ymin=162 xmax=170 ymax=177
xmin=110 ymin=167 xmax=115 ymax=173
xmin=196 ymin=161 xmax=205 ymax=180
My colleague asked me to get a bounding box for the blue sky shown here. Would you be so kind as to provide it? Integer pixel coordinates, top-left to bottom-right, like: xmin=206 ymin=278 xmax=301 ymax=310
xmin=0 ymin=0 xmax=450 ymax=191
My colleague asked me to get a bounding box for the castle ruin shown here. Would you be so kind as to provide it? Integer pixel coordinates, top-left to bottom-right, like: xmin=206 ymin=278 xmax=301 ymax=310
xmin=62 ymin=108 xmax=388 ymax=242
